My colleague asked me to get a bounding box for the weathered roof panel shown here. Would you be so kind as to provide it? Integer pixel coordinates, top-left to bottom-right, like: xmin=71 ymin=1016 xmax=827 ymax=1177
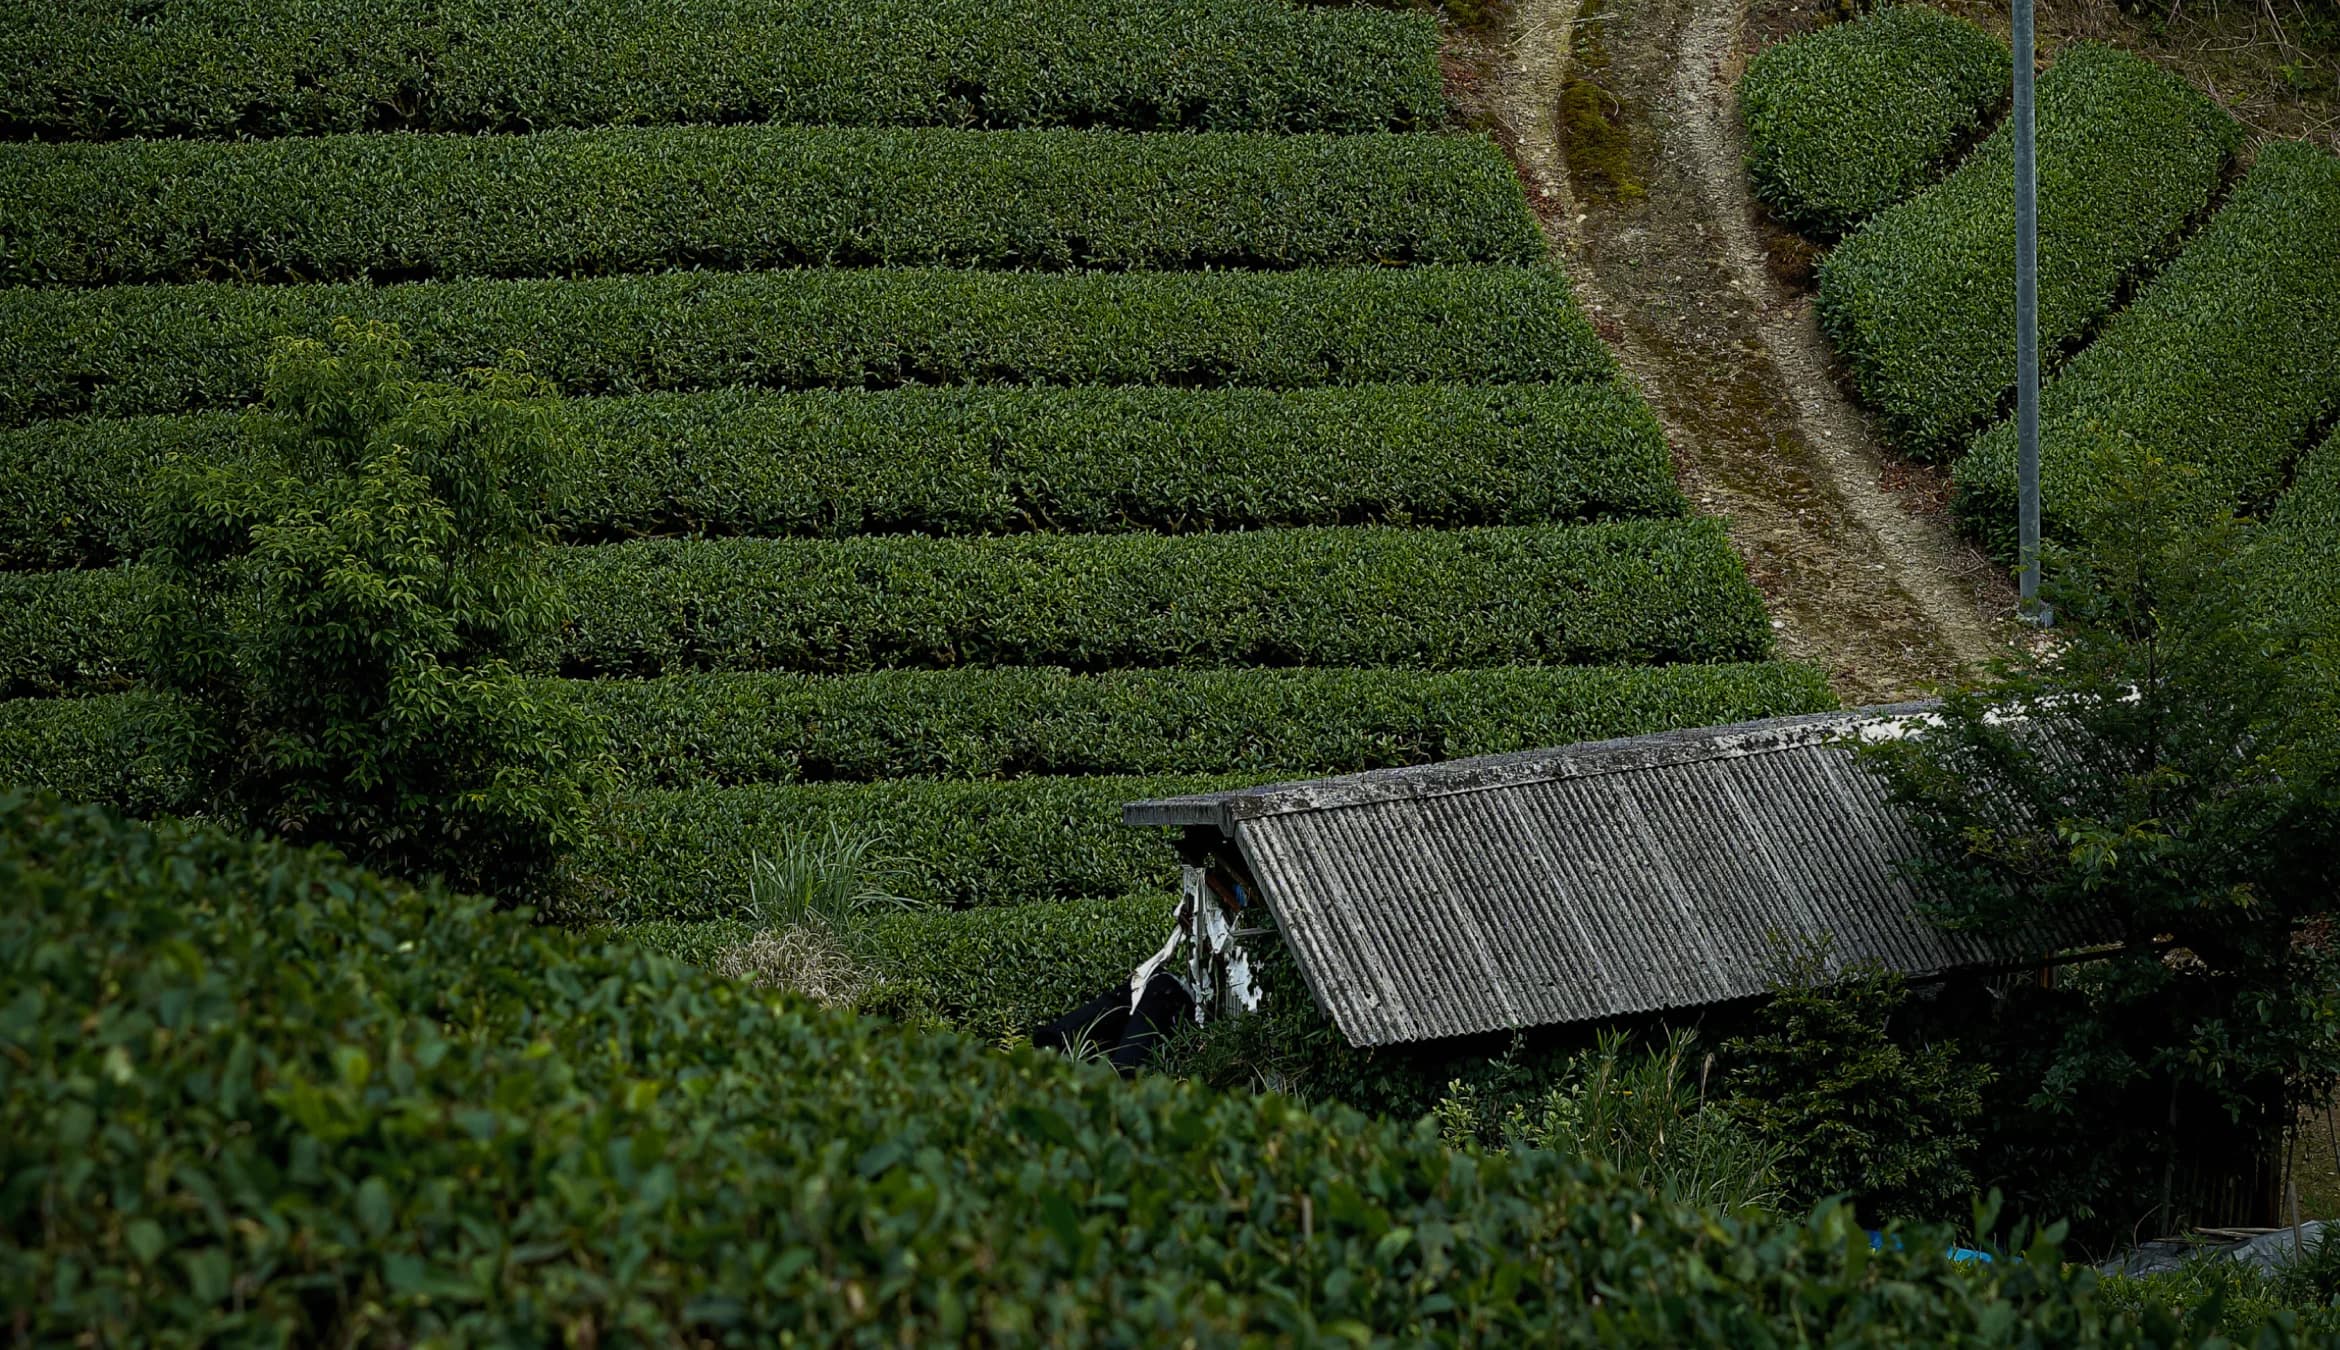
xmin=1128 ymin=704 xmax=2083 ymax=1046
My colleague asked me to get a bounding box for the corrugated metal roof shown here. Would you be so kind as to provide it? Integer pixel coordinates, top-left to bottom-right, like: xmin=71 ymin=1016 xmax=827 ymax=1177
xmin=1125 ymin=704 xmax=2088 ymax=1047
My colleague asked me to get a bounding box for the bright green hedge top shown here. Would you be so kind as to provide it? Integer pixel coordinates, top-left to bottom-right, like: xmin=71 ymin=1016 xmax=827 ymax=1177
xmin=8 ymin=788 xmax=2242 ymax=1343
xmin=0 ymin=382 xmax=1681 ymax=569
xmin=1817 ymin=43 xmax=2239 ymax=461
xmin=1740 ymin=5 xmax=2010 ymax=237
xmin=1954 ymin=140 xmax=2340 ymax=557
xmin=1 ymin=0 xmax=1442 ymax=140
xmin=0 ymin=266 xmax=1613 ymax=427
xmin=0 ymin=125 xmax=1544 ymax=287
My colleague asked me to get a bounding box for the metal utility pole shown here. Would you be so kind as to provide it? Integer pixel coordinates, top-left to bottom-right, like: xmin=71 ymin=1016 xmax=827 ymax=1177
xmin=2013 ymin=0 xmax=2046 ymax=625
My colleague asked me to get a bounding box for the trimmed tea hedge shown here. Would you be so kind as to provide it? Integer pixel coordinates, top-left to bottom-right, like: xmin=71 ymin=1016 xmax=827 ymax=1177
xmin=10 ymin=789 xmax=2212 ymax=1343
xmin=855 ymin=894 xmax=1180 ymax=1031
xmin=577 ymin=662 xmax=1837 ymax=787
xmin=1740 ymin=5 xmax=2009 ymax=237
xmin=2275 ymin=428 xmax=2340 ymax=545
xmin=602 ymin=895 xmax=1175 ymax=1032
xmin=0 ymin=125 xmax=1543 ymax=286
xmin=2269 ymin=428 xmax=2340 ymax=621
xmin=1955 ymin=140 xmax=2340 ymax=556
xmin=0 ymin=267 xmax=1612 ymax=426
xmin=0 ymin=567 xmax=143 ymax=699
xmin=547 ymin=523 xmax=1774 ymax=678
xmin=0 ymin=692 xmax=189 ymax=816
xmin=0 ymin=662 xmax=1836 ymax=800
xmin=0 ymin=381 xmax=1681 ymax=568
xmin=0 ymin=526 xmax=1771 ymax=695
xmin=560 ymin=774 xmax=1229 ymax=919
xmin=1816 ymin=43 xmax=2239 ymax=461
xmin=2 ymin=0 xmax=1441 ymax=140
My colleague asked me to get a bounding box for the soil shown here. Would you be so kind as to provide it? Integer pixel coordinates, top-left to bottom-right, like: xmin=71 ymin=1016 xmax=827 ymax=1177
xmin=1450 ymin=0 xmax=2027 ymax=705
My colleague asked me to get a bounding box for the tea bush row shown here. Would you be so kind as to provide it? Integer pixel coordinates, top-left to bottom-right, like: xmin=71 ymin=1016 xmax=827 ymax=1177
xmin=602 ymin=894 xmax=1178 ymax=1033
xmin=545 ymin=523 xmax=1772 ymax=680
xmin=1816 ymin=43 xmax=2238 ymax=461
xmin=0 ymin=126 xmax=1543 ymax=287
xmin=0 ymin=266 xmax=1610 ymax=426
xmin=0 ymin=662 xmax=1834 ymax=804
xmin=560 ymin=774 xmax=1225 ymax=918
xmin=1955 ymin=141 xmax=2340 ymax=556
xmin=1740 ymin=5 xmax=2009 ymax=237
xmin=0 ymin=381 xmax=1680 ymax=568
xmin=0 ymin=525 xmax=1770 ymax=696
xmin=3 ymin=0 xmax=1440 ymax=140
xmin=574 ymin=661 xmax=1835 ymax=788
xmin=10 ymin=788 xmax=2206 ymax=1344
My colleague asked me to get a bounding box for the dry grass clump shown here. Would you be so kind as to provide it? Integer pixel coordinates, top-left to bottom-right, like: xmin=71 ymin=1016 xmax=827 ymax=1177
xmin=713 ymin=925 xmax=867 ymax=1008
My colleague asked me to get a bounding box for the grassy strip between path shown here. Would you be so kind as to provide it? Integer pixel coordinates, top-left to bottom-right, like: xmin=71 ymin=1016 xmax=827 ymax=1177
xmin=1740 ymin=4 xmax=2009 ymax=238
xmin=0 ymin=125 xmax=1542 ymax=287
xmin=0 ymin=662 xmax=1837 ymax=808
xmin=0 ymin=267 xmax=1612 ymax=426
xmin=0 ymin=381 xmax=1681 ymax=569
xmin=16 ymin=788 xmax=2222 ymax=1343
xmin=2 ymin=0 xmax=1441 ymax=140
xmin=1955 ymin=140 xmax=2340 ymax=557
xmin=1817 ymin=43 xmax=2238 ymax=462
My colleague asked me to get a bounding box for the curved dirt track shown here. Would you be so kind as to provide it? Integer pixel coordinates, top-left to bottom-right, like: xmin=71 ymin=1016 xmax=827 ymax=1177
xmin=1459 ymin=0 xmax=2018 ymax=703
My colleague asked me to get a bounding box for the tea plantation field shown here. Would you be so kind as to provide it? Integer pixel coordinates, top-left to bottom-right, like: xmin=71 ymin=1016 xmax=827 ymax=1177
xmin=0 ymin=0 xmax=1834 ymax=1030
xmin=1743 ymin=9 xmax=2340 ymax=557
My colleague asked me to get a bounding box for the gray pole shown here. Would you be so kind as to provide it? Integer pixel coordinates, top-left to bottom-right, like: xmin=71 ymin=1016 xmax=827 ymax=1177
xmin=2013 ymin=0 xmax=2044 ymax=623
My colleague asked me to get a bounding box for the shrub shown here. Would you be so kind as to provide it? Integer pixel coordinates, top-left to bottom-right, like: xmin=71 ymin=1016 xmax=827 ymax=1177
xmin=0 ymin=126 xmax=1543 ymax=286
xmin=6 ymin=787 xmax=2205 ymax=1344
xmin=1955 ymin=141 xmax=2340 ymax=556
xmin=547 ymin=522 xmax=1773 ymax=678
xmin=560 ymin=774 xmax=1229 ymax=920
xmin=0 ymin=266 xmax=1614 ymax=426
xmin=1816 ymin=43 xmax=2239 ymax=461
xmin=143 ymin=321 xmax=605 ymax=892
xmin=0 ymin=381 xmax=1682 ymax=567
xmin=1721 ymin=959 xmax=1989 ymax=1224
xmin=0 ymin=0 xmax=1441 ymax=140
xmin=1740 ymin=5 xmax=2010 ymax=237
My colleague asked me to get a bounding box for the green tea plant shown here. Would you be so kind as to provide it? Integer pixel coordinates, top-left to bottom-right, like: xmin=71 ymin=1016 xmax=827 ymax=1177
xmin=0 ymin=125 xmax=1543 ymax=287
xmin=0 ymin=380 xmax=1684 ymax=568
xmin=0 ymin=0 xmax=1441 ymax=140
xmin=141 ymin=319 xmax=604 ymax=893
xmin=0 ymin=266 xmax=1613 ymax=427
xmin=1955 ymin=140 xmax=2340 ymax=556
xmin=1816 ymin=43 xmax=2238 ymax=460
xmin=1740 ymin=5 xmax=2009 ymax=237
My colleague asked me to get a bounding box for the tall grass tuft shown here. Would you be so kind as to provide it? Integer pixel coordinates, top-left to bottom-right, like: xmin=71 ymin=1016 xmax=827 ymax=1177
xmin=1436 ymin=1028 xmax=1788 ymax=1216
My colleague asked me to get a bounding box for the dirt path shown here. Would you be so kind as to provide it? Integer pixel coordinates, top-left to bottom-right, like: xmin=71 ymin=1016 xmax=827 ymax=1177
xmin=1456 ymin=0 xmax=2019 ymax=704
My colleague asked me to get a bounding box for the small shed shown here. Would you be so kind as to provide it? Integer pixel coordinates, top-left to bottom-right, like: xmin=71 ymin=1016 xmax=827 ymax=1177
xmin=1123 ymin=703 xmax=2085 ymax=1047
